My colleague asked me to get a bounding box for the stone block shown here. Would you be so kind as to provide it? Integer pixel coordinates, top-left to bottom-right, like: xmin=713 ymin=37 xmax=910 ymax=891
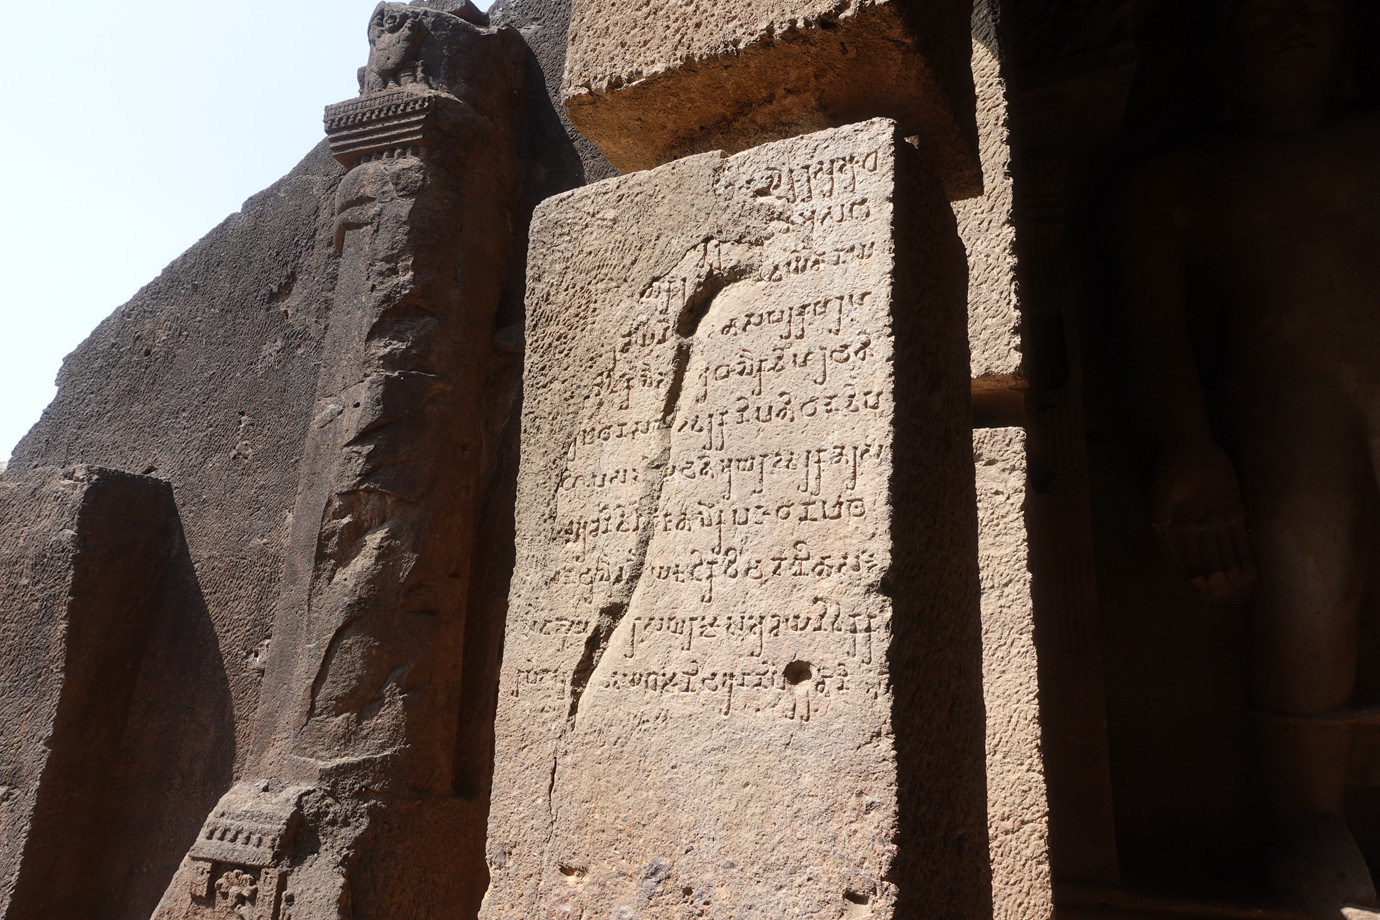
xmin=562 ymin=0 xmax=982 ymax=200
xmin=483 ymin=119 xmax=987 ymax=920
xmin=0 ymin=467 xmax=230 ymax=920
xmin=974 ymin=428 xmax=1053 ymax=920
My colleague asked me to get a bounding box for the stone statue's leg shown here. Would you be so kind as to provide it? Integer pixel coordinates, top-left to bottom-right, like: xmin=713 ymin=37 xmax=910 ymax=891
xmin=1232 ymin=374 xmax=1374 ymax=906
xmin=1232 ymin=372 xmax=1370 ymax=716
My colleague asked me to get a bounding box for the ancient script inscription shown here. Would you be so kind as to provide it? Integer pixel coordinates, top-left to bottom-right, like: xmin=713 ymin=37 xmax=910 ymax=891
xmin=520 ymin=143 xmax=894 ymax=727
xmin=486 ymin=120 xmax=940 ymax=920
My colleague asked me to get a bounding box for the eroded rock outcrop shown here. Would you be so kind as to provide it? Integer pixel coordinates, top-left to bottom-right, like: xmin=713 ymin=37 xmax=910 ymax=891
xmin=0 ymin=468 xmax=230 ymax=920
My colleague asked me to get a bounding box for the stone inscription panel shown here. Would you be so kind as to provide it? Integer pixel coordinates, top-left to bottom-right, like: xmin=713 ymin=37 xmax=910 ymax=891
xmin=551 ymin=254 xmax=891 ymax=723
xmin=484 ymin=120 xmax=967 ymax=920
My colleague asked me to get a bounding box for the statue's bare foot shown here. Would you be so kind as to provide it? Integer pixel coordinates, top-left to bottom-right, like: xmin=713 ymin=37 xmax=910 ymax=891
xmin=1271 ymin=812 xmax=1377 ymax=911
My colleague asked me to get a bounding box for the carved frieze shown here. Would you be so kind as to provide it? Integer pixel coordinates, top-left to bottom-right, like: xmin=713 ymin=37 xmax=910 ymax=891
xmin=324 ymin=88 xmax=466 ymax=168
xmin=187 ymin=785 xmax=303 ymax=868
xmin=323 ymin=3 xmax=523 ymax=172
xmin=182 ymin=785 xmax=304 ymax=919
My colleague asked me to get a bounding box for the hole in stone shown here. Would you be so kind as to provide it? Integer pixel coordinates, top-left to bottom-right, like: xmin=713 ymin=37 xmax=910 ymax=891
xmin=783 ymin=660 xmax=812 ymax=686
xmin=682 ymin=887 xmax=694 ymax=899
xmin=877 ymin=570 xmax=896 ymax=598
xmin=844 ymin=890 xmax=870 ymax=905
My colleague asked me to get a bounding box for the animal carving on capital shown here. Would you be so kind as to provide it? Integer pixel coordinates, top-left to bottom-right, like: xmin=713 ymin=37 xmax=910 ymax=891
xmin=361 ymin=4 xmax=429 ymax=93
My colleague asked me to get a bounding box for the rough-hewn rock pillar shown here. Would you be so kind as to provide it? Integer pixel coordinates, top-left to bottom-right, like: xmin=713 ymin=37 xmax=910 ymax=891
xmin=1 ymin=467 xmax=229 ymax=920
xmin=151 ymin=5 xmax=525 ymax=919
xmin=974 ymin=429 xmax=1052 ymax=920
xmin=482 ymin=118 xmax=987 ymax=920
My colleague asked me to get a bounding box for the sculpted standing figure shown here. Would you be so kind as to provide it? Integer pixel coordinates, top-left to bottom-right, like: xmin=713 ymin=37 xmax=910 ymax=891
xmin=1121 ymin=0 xmax=1380 ymax=907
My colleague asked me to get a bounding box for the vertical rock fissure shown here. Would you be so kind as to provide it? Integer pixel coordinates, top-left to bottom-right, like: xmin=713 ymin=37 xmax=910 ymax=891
xmin=565 ymin=601 xmax=629 ymax=723
xmin=537 ymin=255 xmax=754 ymax=892
xmin=561 ymin=262 xmax=734 ymax=729
xmin=542 ymin=306 xmax=693 ymax=865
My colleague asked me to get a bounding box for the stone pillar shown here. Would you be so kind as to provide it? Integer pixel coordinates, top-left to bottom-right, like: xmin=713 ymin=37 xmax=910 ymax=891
xmin=957 ymin=0 xmax=1023 ymax=412
xmin=975 ymin=430 xmax=1053 ymax=920
xmin=152 ymin=6 xmax=525 ymax=919
xmin=1002 ymin=0 xmax=1137 ymax=888
xmin=561 ymin=0 xmax=982 ymax=200
xmin=955 ymin=5 xmax=1055 ymax=920
xmin=482 ymin=119 xmax=987 ymax=920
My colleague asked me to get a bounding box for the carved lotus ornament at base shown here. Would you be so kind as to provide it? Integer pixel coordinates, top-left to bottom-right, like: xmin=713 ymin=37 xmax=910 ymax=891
xmin=215 ymin=869 xmax=258 ymax=919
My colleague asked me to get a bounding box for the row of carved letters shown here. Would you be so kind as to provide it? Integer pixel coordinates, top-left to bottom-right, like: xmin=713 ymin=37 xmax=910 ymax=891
xmin=712 ymin=291 xmax=872 ymax=340
xmin=787 ymin=197 xmax=872 ymax=232
xmin=556 ymin=542 xmax=881 ymax=605
xmin=596 ymin=334 xmax=876 ymax=406
xmin=673 ymin=388 xmax=886 ymax=453
xmin=609 ymin=302 xmax=866 ymax=358
xmin=713 ymin=149 xmax=883 ymax=203
xmin=622 ymin=606 xmax=879 ymax=662
xmin=645 ymin=545 xmax=881 ymax=604
xmin=666 ymin=444 xmax=883 ymax=496
xmin=557 ymin=443 xmax=889 ymax=493
xmin=627 ymin=245 xmax=877 ymax=333
xmin=558 ymin=495 xmax=870 ymax=551
xmin=567 ymin=386 xmax=884 ymax=458
xmin=602 ymin=661 xmax=859 ymax=696
xmin=532 ymin=605 xmax=879 ymax=644
xmin=764 ymin=243 xmax=876 ymax=284
xmin=696 ymin=337 xmax=876 ymax=397
xmin=528 ymin=615 xmax=878 ymax=665
xmin=623 ymin=290 xmax=871 ymax=354
xmin=600 ymin=662 xmax=874 ymax=721
xmin=512 ymin=661 xmax=876 ymax=721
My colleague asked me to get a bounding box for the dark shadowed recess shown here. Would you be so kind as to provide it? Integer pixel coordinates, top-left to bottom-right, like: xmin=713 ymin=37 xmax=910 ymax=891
xmin=887 ymin=137 xmax=994 ymax=919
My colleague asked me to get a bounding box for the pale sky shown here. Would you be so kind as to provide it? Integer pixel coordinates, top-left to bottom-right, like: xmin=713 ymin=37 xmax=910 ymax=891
xmin=0 ymin=0 xmax=494 ymax=463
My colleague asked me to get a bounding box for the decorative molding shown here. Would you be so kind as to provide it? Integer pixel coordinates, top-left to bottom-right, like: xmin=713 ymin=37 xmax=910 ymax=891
xmin=324 ymin=89 xmax=468 ymax=169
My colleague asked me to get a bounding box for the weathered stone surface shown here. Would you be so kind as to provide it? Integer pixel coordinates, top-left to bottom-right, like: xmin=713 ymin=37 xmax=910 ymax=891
xmin=562 ymin=0 xmax=982 ymax=200
xmin=410 ymin=0 xmax=488 ymax=22
xmin=484 ymin=119 xmax=986 ymax=920
xmin=7 ymin=141 xmax=346 ymax=789
xmin=0 ymin=467 xmax=231 ymax=920
xmin=3 ymin=3 xmax=562 ymax=915
xmin=486 ymin=0 xmax=619 ymax=339
xmin=955 ymin=0 xmax=1022 ymax=394
xmin=974 ymin=429 xmax=1052 ymax=920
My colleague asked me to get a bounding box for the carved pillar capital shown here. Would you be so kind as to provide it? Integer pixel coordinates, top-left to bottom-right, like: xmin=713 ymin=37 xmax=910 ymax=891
xmin=324 ymin=88 xmax=468 ymax=169
xmin=323 ymin=2 xmax=525 ymax=172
